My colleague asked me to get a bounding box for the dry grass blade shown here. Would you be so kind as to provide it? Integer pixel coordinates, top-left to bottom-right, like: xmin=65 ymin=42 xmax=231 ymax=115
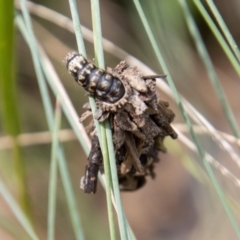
xmin=0 ymin=129 xmax=77 ymax=149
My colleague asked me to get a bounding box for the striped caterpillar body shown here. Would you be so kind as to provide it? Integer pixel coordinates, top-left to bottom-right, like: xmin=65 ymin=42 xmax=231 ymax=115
xmin=65 ymin=52 xmax=125 ymax=104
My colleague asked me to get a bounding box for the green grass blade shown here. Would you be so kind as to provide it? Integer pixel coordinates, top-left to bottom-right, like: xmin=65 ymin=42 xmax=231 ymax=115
xmin=0 ymin=0 xmax=31 ymax=218
xmin=179 ymin=0 xmax=240 ymax=237
xmin=38 ymin=47 xmax=86 ymax=240
xmin=180 ymin=1 xmax=240 ymax=138
xmin=90 ymin=0 xmax=104 ymax=66
xmin=68 ymin=0 xmax=132 ymax=238
xmin=0 ymin=178 xmax=39 ymax=240
xmin=15 ymin=9 xmax=85 ymax=240
xmin=39 ymin=50 xmax=85 ymax=240
xmin=55 ymin=143 xmax=85 ymax=240
xmin=67 ymin=0 xmax=101 ymax=150
xmin=16 ymin=9 xmax=90 ymax=157
xmin=193 ymin=0 xmax=240 ymax=76
xmin=47 ymin=98 xmax=62 ymax=240
xmin=16 ymin=4 xmax=91 ymax=155
xmin=90 ymin=0 xmax=129 ymax=239
xmin=90 ymin=0 xmax=118 ymax=239
xmin=89 ymin=3 xmax=117 ymax=240
xmin=67 ymin=0 xmax=100 ymax=152
xmin=68 ymin=0 xmax=86 ymax=56
xmin=39 ymin=45 xmax=91 ymax=155
xmin=100 ymin=123 xmax=117 ymax=240
xmin=17 ymin=0 xmax=55 ymax=132
xmin=68 ymin=1 xmax=117 ymax=239
xmin=205 ymin=0 xmax=240 ymax=62
xmin=105 ymin=122 xmax=129 ymax=240
xmin=0 ymin=0 xmax=18 ymax=135
xmin=133 ymin=0 xmax=240 ymax=237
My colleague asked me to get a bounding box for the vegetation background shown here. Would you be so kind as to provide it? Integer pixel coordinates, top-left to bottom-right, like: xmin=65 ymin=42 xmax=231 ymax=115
xmin=0 ymin=0 xmax=240 ymax=239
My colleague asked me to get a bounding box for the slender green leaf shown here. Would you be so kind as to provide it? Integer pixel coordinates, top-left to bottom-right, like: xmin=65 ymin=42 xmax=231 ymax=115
xmin=0 ymin=178 xmax=39 ymax=240
xmin=100 ymin=122 xmax=117 ymax=240
xmin=193 ymin=0 xmax=240 ymax=76
xmin=90 ymin=0 xmax=118 ymax=238
xmin=68 ymin=0 xmax=86 ymax=56
xmin=15 ymin=7 xmax=85 ymax=239
xmin=205 ymin=0 xmax=240 ymax=62
xmin=0 ymin=0 xmax=31 ymax=219
xmin=183 ymin=0 xmax=240 ymax=139
xmin=133 ymin=0 xmax=240 ymax=238
xmin=90 ymin=0 xmax=129 ymax=239
xmin=68 ymin=0 xmax=117 ymax=239
xmin=47 ymin=98 xmax=61 ymax=240
xmin=0 ymin=0 xmax=18 ymax=135
xmin=89 ymin=0 xmax=117 ymax=238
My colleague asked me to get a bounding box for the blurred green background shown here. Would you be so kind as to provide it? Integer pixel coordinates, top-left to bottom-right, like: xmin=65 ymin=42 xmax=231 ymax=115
xmin=0 ymin=0 xmax=240 ymax=239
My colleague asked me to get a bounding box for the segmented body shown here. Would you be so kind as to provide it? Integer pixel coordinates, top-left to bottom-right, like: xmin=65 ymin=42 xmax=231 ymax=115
xmin=66 ymin=52 xmax=125 ymax=104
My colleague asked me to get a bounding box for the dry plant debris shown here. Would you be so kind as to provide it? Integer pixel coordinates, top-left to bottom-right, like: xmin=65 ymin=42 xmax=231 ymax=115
xmin=65 ymin=52 xmax=177 ymax=193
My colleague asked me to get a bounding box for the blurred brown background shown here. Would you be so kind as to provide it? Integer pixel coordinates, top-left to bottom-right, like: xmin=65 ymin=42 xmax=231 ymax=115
xmin=1 ymin=0 xmax=240 ymax=239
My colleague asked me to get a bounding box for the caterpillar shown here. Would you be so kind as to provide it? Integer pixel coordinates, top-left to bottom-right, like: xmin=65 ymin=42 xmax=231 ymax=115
xmin=65 ymin=52 xmax=125 ymax=104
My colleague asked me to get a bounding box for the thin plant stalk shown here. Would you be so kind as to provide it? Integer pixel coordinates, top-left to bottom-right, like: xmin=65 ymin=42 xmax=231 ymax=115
xmin=68 ymin=0 xmax=132 ymax=238
xmin=15 ymin=10 xmax=85 ymax=240
xmin=68 ymin=0 xmax=86 ymax=56
xmin=47 ymin=98 xmax=62 ymax=240
xmin=89 ymin=0 xmax=117 ymax=238
xmin=0 ymin=179 xmax=39 ymax=240
xmin=90 ymin=0 xmax=129 ymax=239
xmin=68 ymin=0 xmax=121 ymax=240
xmin=182 ymin=0 xmax=240 ymax=139
xmin=0 ymin=0 xmax=31 ymax=219
xmin=67 ymin=0 xmax=102 ymax=141
xmin=39 ymin=48 xmax=86 ymax=240
xmin=205 ymin=0 xmax=240 ymax=62
xmin=100 ymin=124 xmax=117 ymax=240
xmin=193 ymin=0 xmax=240 ymax=76
xmin=133 ymin=0 xmax=240 ymax=238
